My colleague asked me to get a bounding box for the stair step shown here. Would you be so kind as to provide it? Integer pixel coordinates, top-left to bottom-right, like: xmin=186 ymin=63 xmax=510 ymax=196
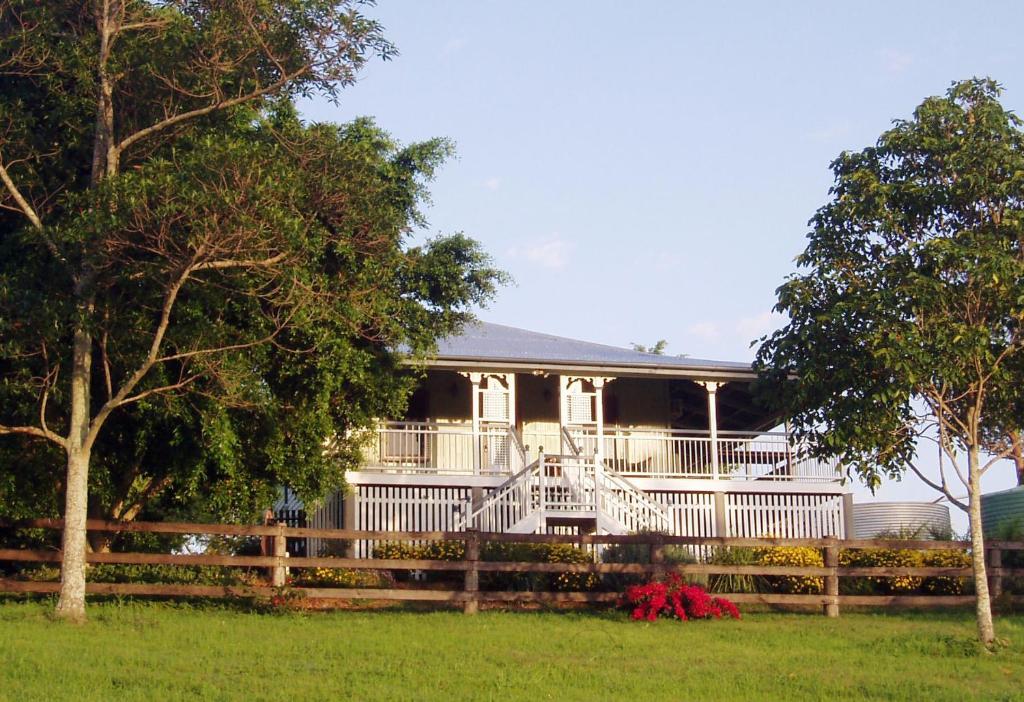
xmin=543 ymin=511 xmax=598 ymax=528
xmin=544 ymin=517 xmax=597 ymax=527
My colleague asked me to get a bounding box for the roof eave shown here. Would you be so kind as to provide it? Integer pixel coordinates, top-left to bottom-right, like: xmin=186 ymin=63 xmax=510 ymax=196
xmin=422 ymin=356 xmax=758 ymax=382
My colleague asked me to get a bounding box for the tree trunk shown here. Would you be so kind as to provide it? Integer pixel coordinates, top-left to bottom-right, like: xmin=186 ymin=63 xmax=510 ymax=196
xmin=54 ymin=326 xmax=92 ymax=622
xmin=1010 ymin=430 xmax=1024 ymax=486
xmin=967 ymin=444 xmax=995 ymax=647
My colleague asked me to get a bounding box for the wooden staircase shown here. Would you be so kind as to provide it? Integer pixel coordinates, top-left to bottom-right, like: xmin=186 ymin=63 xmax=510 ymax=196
xmin=453 ymin=454 xmax=671 ymax=535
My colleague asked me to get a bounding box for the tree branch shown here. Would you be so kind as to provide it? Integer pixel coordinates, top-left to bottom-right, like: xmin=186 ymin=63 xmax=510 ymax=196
xmin=100 ymin=326 xmax=113 ymax=402
xmin=83 ymin=249 xmax=295 ymax=449
xmin=0 ymin=423 xmax=67 ymax=449
xmin=38 ymin=363 xmax=59 ymax=443
xmin=907 ymin=461 xmax=967 ymax=512
xmin=0 ymin=158 xmax=43 ymax=230
xmin=115 ymin=68 xmax=309 ymax=157
xmin=84 ymin=258 xmax=198 ymax=450
xmin=117 ymin=372 xmax=203 ymax=406
xmin=193 ymin=252 xmax=287 ymax=271
xmin=120 ymin=474 xmax=174 ymax=522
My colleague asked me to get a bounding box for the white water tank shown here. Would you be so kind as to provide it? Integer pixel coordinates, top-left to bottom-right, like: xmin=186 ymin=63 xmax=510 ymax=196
xmin=852 ymin=501 xmax=952 ymax=539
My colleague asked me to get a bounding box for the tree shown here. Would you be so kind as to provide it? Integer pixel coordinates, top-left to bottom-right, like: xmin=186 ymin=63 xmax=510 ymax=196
xmin=0 ymin=1 xmax=504 ymax=621
xmin=754 ymin=78 xmax=1024 ymax=647
xmin=630 ymin=340 xmax=668 ymax=355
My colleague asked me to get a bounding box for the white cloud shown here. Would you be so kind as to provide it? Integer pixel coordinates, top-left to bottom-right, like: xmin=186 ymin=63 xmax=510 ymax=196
xmin=524 ymin=239 xmax=570 ymax=269
xmin=878 ymin=48 xmax=913 ymax=74
xmin=734 ymin=310 xmax=785 ymax=340
xmin=483 ymin=176 xmax=501 ymax=191
xmin=685 ymin=311 xmax=785 ymax=348
xmin=508 ymin=237 xmax=572 ymax=270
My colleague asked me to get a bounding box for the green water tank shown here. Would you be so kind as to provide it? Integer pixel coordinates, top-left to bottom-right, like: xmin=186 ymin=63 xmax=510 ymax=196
xmin=981 ymin=486 xmax=1024 ymax=537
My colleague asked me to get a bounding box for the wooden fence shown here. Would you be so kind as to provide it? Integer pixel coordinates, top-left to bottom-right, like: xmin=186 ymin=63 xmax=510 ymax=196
xmin=1 ymin=519 xmax=1022 ymax=616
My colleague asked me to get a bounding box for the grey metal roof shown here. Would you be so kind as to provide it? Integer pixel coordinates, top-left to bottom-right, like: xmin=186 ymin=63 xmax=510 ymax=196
xmin=432 ymin=322 xmax=753 ymax=375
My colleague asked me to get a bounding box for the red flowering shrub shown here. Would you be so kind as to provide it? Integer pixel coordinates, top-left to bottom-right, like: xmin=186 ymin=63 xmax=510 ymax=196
xmin=622 ymin=572 xmax=740 ymax=622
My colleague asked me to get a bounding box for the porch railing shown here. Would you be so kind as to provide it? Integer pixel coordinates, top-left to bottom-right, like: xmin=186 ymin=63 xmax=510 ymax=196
xmin=596 ymin=427 xmax=841 ymax=482
xmin=368 ymin=421 xmax=515 ymax=475
xmin=365 ymin=422 xmax=842 ymax=483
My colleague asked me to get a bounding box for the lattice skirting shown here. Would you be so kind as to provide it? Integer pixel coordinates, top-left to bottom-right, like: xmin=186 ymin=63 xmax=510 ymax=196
xmin=296 ymin=486 xmax=846 ymax=558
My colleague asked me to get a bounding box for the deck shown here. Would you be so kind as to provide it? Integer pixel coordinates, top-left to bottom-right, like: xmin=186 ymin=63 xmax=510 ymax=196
xmin=363 ymin=421 xmax=842 ymax=483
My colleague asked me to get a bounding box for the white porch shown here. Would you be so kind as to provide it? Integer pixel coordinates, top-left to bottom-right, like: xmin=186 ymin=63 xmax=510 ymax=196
xmin=364 ymin=370 xmax=842 ymax=484
xmin=364 ymin=420 xmax=841 ymax=483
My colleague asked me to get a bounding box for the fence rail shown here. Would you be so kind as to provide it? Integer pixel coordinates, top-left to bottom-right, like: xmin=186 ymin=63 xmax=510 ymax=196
xmin=2 ymin=519 xmax=1022 ymax=615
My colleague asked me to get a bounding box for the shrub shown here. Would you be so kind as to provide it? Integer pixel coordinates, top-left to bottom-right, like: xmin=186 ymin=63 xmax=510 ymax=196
xmin=622 ymin=572 xmax=740 ymax=622
xmin=481 ymin=542 xmax=598 ymax=592
xmin=993 ymin=519 xmax=1024 ymax=596
xmin=754 ymin=546 xmax=823 ymax=594
xmin=317 ymin=539 xmax=353 ymax=558
xmin=920 ymin=549 xmax=972 ymax=595
xmin=18 ymin=563 xmax=260 ymax=586
xmin=371 ymin=541 xmax=464 ymax=583
xmin=705 ymin=547 xmax=761 ymax=594
xmin=839 ymin=548 xmax=923 ymax=594
xmin=15 ymin=565 xmax=60 ymax=582
xmin=291 ymin=567 xmax=392 ymax=589
xmin=601 ymin=538 xmax=697 ymax=591
xmin=371 ymin=539 xmax=599 ymax=591
xmin=371 ymin=541 xmax=465 ymax=561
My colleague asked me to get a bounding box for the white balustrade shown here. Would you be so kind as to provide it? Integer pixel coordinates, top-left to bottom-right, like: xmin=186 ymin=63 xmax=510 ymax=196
xmin=366 ymin=422 xmax=841 ymax=483
xmin=368 ymin=421 xmax=516 ymax=475
xmin=599 ymin=427 xmax=840 ymax=482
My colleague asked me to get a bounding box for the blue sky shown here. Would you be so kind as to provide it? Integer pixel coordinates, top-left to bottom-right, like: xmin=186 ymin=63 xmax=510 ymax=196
xmin=302 ymin=1 xmax=1024 ymax=524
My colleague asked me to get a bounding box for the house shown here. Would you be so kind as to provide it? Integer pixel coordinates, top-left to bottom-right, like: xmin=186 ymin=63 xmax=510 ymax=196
xmin=278 ymin=322 xmax=853 ymax=556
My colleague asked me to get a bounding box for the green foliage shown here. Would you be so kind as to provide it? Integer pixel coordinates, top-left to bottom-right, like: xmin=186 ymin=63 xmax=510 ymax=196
xmin=600 ymin=538 xmax=697 ymax=590
xmin=754 ymin=545 xmax=824 ymax=595
xmin=290 ymin=567 xmax=392 ymax=589
xmin=372 ymin=540 xmax=466 ymax=562
xmin=840 ymin=548 xmax=923 ymax=594
xmin=993 ymin=520 xmax=1024 ymax=595
xmin=484 ymin=542 xmax=598 ymax=592
xmin=837 ymin=542 xmax=973 ymax=596
xmin=921 ymin=550 xmax=973 ymax=596
xmin=630 ymin=340 xmax=668 ymax=355
xmin=705 ymin=546 xmax=762 ymax=594
xmin=754 ymin=78 xmax=1023 ymax=641
xmin=0 ymin=1 xmax=506 ymax=529
xmin=371 ymin=540 xmax=598 ymax=591
xmin=17 ymin=563 xmax=258 ymax=586
xmin=754 ymin=78 xmax=1024 ymax=492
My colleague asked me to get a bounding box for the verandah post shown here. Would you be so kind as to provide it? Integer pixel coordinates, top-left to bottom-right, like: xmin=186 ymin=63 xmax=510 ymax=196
xmin=463 ymin=529 xmax=480 ymax=614
xmin=823 ymin=536 xmax=839 ymax=618
xmin=700 ymin=382 xmax=721 ymax=479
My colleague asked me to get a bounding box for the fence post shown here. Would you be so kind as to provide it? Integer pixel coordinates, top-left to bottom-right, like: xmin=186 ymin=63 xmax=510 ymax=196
xmin=823 ymin=536 xmax=839 ymax=618
xmin=651 ymin=533 xmax=665 ymax=580
xmin=272 ymin=523 xmax=287 ymax=588
xmin=463 ymin=529 xmax=480 ymax=615
xmin=988 ymin=546 xmax=1003 ymax=600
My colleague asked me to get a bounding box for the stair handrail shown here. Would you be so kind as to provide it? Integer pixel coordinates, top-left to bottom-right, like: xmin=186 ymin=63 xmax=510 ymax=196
xmin=509 ymin=426 xmax=528 ymax=472
xmin=560 ymin=426 xmax=584 ymax=457
xmin=454 ymin=457 xmax=541 ymax=530
xmin=598 ymin=462 xmax=672 ymax=529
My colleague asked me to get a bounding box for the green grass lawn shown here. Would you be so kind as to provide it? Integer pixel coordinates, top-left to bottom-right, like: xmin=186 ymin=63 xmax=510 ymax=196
xmin=0 ymin=600 xmax=1022 ymax=701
